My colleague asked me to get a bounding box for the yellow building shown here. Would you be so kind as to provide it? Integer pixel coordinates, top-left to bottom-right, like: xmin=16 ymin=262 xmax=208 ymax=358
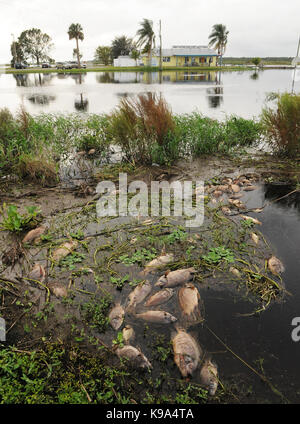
xmin=142 ymin=45 xmax=218 ymax=67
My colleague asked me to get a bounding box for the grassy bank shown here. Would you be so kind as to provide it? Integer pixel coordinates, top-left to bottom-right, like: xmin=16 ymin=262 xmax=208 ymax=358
xmin=0 ymin=98 xmax=262 ymax=184
xmin=4 ymin=65 xmax=253 ymax=74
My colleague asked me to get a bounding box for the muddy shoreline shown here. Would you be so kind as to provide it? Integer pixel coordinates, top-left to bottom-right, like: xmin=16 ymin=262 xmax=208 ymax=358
xmin=0 ymin=153 xmax=299 ymax=404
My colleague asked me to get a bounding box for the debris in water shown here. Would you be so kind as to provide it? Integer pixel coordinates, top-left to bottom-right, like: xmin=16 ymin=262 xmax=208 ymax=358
xmin=231 ymin=184 xmax=240 ymax=193
xmin=135 ymin=310 xmax=177 ymax=324
xmin=116 ymin=345 xmax=152 ymax=369
xmin=155 ymin=268 xmax=196 ymax=288
xmin=48 ymin=282 xmax=68 ymax=297
xmin=178 ymin=283 xmax=203 ymax=324
xmin=109 ymin=303 xmax=125 ymax=330
xmin=268 ymin=256 xmax=285 ymax=275
xmin=52 ymin=240 xmax=78 ymax=262
xmin=251 ymin=232 xmax=259 ymax=245
xmin=172 ymin=328 xmax=202 ymax=377
xmin=122 ymin=325 xmax=135 ymax=344
xmin=127 ymin=280 xmax=152 ymax=310
xmin=241 ymin=215 xmax=262 ymax=225
xmin=141 ymin=253 xmax=174 ymax=276
xmin=22 ymin=226 xmax=46 ymax=243
xmin=145 ymin=288 xmax=174 ymax=307
xmin=199 ymin=358 xmax=219 ymax=395
xmin=29 ymin=263 xmax=46 ymax=283
xmin=229 ymin=267 xmax=241 ymax=278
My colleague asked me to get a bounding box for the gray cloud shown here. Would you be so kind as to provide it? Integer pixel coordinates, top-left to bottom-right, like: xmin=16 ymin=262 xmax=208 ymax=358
xmin=0 ymin=0 xmax=299 ymax=63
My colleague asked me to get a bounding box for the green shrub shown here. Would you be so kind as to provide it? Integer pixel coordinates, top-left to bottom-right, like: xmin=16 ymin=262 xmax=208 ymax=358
xmin=108 ymin=93 xmax=178 ymax=164
xmin=261 ymin=92 xmax=300 ymax=156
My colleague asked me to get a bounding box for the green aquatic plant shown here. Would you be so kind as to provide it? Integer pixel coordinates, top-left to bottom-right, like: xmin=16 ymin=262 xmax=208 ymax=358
xmin=0 ymin=203 xmax=41 ymax=232
xmin=202 ymin=246 xmax=235 ymax=264
xmin=119 ymin=247 xmax=157 ymax=265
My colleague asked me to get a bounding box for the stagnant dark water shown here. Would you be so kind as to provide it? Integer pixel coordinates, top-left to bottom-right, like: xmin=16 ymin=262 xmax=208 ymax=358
xmin=197 ymin=183 xmax=300 ymax=403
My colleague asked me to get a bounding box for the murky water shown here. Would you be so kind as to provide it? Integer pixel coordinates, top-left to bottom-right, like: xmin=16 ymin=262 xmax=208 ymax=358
xmin=0 ymin=69 xmax=297 ymax=119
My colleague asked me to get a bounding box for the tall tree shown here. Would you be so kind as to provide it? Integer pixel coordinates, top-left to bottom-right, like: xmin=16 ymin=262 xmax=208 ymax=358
xmin=17 ymin=28 xmax=53 ymax=65
xmin=136 ymin=19 xmax=155 ymax=67
xmin=10 ymin=41 xmax=26 ymax=66
xmin=111 ymin=36 xmax=133 ymax=59
xmin=94 ymin=46 xmax=112 ymax=66
xmin=130 ymin=49 xmax=140 ymax=66
xmin=68 ymin=23 xmax=84 ymax=68
xmin=208 ymin=24 xmax=229 ymax=67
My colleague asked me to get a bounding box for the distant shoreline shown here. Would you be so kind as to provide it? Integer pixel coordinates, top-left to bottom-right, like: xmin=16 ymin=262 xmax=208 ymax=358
xmin=2 ymin=65 xmax=294 ymax=74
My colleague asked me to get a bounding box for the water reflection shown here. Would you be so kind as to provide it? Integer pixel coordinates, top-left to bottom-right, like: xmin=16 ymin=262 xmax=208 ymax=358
xmin=206 ymin=71 xmax=223 ymax=108
xmin=250 ymin=71 xmax=259 ymax=80
xmin=27 ymin=93 xmax=56 ymax=105
xmin=74 ymin=93 xmax=89 ymax=111
xmin=13 ymin=73 xmax=55 ymax=87
xmin=264 ymin=182 xmax=300 ymax=211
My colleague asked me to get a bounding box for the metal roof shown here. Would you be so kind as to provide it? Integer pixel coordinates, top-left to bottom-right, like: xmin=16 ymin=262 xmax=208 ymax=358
xmin=152 ymin=46 xmax=217 ymax=57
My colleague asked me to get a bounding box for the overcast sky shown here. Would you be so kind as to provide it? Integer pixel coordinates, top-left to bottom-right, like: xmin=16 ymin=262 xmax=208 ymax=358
xmin=0 ymin=0 xmax=299 ymax=63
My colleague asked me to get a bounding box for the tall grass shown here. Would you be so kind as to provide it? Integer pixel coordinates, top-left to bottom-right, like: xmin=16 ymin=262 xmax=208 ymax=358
xmin=174 ymin=113 xmax=262 ymax=156
xmin=108 ymin=93 xmax=179 ymax=165
xmin=0 ymin=109 xmax=110 ymax=183
xmin=261 ymin=92 xmax=300 ymax=156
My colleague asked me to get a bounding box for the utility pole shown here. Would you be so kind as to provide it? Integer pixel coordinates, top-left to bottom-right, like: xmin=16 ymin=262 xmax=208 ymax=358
xmin=159 ymin=20 xmax=162 ymax=71
xmin=11 ymin=34 xmax=17 ymax=66
xmin=291 ymin=35 xmax=300 ymax=94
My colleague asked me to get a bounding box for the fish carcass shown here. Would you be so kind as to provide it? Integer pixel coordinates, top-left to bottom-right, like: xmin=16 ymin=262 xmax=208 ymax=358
xmin=145 ymin=288 xmax=174 ymax=307
xmin=108 ymin=303 xmax=125 ymax=330
xmin=199 ymin=358 xmax=219 ymax=396
xmin=172 ymin=328 xmax=202 ymax=377
xmin=116 ymin=345 xmax=152 ymax=369
xmin=135 ymin=310 xmax=177 ymax=324
xmin=178 ymin=283 xmax=203 ymax=324
xmin=155 ymin=268 xmax=196 ymax=288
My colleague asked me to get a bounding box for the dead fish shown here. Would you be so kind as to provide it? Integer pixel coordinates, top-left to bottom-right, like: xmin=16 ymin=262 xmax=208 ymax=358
xmin=251 ymin=232 xmax=259 ymax=245
xmin=229 ymin=266 xmax=241 ymax=278
xmin=109 ymin=303 xmax=125 ymax=330
xmin=221 ymin=207 xmax=231 ymax=215
xmin=127 ymin=281 xmax=152 ymax=310
xmin=231 ymin=193 xmax=243 ymax=199
xmin=217 ymin=184 xmax=229 ymax=192
xmin=243 ymin=185 xmax=257 ymax=191
xmin=155 ymin=268 xmax=196 ymax=288
xmin=29 ymin=263 xmax=46 ymax=283
xmin=228 ymin=199 xmax=246 ymax=209
xmin=213 ymin=190 xmax=223 ymax=198
xmin=116 ymin=345 xmax=152 ymax=369
xmin=199 ymin=358 xmax=219 ymax=396
xmin=141 ymin=253 xmax=174 ymax=275
xmin=252 ymin=208 xmax=263 ymax=213
xmin=48 ymin=282 xmax=68 ymax=298
xmin=122 ymin=325 xmax=135 ymax=344
xmin=22 ymin=226 xmax=46 ymax=244
xmin=52 ymin=240 xmax=78 ymax=262
xmin=145 ymin=288 xmax=174 ymax=307
xmin=135 ymin=310 xmax=177 ymax=324
xmin=268 ymin=256 xmax=285 ymax=275
xmin=88 ymin=148 xmax=96 ymax=155
xmin=172 ymin=328 xmax=202 ymax=377
xmin=178 ymin=283 xmax=203 ymax=323
xmin=231 ymin=184 xmax=240 ymax=193
xmin=241 ymin=215 xmax=262 ymax=225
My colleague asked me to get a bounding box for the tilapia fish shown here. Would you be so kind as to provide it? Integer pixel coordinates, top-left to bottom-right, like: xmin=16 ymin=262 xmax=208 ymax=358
xmin=178 ymin=283 xmax=203 ymax=323
xmin=108 ymin=303 xmax=125 ymax=330
xmin=127 ymin=281 xmax=152 ymax=310
xmin=268 ymin=255 xmax=285 ymax=275
xmin=52 ymin=240 xmax=78 ymax=262
xmin=141 ymin=253 xmax=174 ymax=276
xmin=145 ymin=288 xmax=174 ymax=307
xmin=135 ymin=310 xmax=177 ymax=324
xmin=172 ymin=328 xmax=202 ymax=377
xmin=116 ymin=345 xmax=152 ymax=369
xmin=155 ymin=268 xmax=196 ymax=288
xmin=199 ymin=358 xmax=218 ymax=396
xmin=122 ymin=325 xmax=135 ymax=344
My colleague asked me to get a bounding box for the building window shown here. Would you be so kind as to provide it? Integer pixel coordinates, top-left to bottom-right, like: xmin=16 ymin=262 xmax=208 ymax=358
xmin=163 ymin=57 xmax=170 ymax=62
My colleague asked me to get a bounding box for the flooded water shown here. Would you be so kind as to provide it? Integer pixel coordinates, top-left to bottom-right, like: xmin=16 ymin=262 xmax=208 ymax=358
xmin=0 ymin=69 xmax=297 ymax=119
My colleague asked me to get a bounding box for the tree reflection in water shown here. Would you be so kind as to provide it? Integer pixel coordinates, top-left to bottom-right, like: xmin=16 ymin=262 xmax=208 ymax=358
xmin=206 ymin=71 xmax=223 ymax=108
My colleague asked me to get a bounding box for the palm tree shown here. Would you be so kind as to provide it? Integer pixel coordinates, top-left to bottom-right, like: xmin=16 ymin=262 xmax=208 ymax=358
xmin=130 ymin=49 xmax=140 ymax=66
xmin=68 ymin=23 xmax=84 ymax=68
xmin=136 ymin=19 xmax=155 ymax=67
xmin=208 ymin=24 xmax=229 ymax=67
